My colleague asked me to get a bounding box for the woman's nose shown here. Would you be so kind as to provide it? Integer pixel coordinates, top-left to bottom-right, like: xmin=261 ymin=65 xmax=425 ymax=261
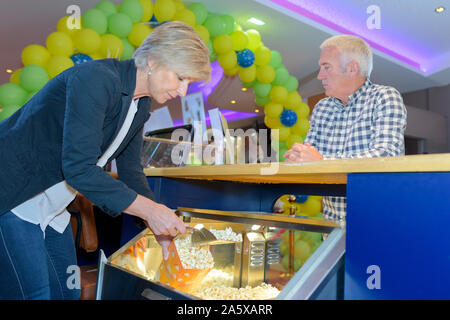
xmin=177 ymin=81 xmax=189 ymax=97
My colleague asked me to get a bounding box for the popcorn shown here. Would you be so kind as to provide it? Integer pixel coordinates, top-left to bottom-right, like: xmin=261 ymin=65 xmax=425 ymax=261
xmin=208 ymin=227 xmax=243 ymax=242
xmin=191 ymin=268 xmax=280 ymax=300
xmin=159 ymin=234 xmax=214 ymax=291
xmin=174 ymin=236 xmax=214 ymax=269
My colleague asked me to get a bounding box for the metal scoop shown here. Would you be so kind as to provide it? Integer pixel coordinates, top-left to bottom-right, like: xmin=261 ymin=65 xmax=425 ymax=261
xmin=187 ymin=225 xmax=217 ymax=246
xmin=187 ymin=225 xmax=237 ymax=246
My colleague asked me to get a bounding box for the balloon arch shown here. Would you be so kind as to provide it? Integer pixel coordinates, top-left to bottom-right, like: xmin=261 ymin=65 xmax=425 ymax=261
xmin=0 ymin=0 xmax=311 ymax=160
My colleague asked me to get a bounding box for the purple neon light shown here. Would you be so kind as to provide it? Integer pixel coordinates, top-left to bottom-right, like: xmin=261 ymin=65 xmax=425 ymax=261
xmin=269 ymin=0 xmax=422 ymax=70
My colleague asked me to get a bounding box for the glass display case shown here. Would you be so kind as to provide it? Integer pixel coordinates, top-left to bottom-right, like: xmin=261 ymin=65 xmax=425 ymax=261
xmin=96 ymin=208 xmax=345 ymax=300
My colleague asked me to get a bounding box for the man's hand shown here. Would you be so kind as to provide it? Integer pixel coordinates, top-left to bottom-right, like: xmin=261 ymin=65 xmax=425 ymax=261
xmin=284 ymin=142 xmax=323 ymax=162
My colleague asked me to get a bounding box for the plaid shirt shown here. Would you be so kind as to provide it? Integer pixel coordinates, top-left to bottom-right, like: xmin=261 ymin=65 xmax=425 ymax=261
xmin=305 ymin=79 xmax=407 ymax=226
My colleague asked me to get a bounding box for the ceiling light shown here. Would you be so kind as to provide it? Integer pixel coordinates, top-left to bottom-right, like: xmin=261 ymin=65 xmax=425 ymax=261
xmin=255 ymin=108 xmax=260 ymax=113
xmin=435 ymin=6 xmax=445 ymax=13
xmin=6 ymin=69 xmax=13 ymax=73
xmin=241 ymin=87 xmax=247 ymax=92
xmin=230 ymin=100 xmax=236 ymax=104
xmin=248 ymin=17 xmax=265 ymax=26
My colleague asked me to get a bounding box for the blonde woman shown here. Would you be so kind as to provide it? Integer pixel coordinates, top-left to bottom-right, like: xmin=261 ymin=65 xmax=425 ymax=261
xmin=0 ymin=21 xmax=210 ymax=300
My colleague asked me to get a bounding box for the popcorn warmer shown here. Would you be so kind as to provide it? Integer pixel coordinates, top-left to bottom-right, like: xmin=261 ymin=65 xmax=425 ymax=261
xmin=95 ymin=208 xmax=344 ymax=300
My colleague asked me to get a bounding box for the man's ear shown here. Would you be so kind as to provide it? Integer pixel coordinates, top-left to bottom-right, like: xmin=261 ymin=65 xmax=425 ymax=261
xmin=347 ymin=61 xmax=360 ymax=76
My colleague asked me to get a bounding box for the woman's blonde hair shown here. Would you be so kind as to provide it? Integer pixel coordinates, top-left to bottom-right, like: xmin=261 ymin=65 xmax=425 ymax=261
xmin=133 ymin=21 xmax=211 ymax=82
xmin=320 ymin=35 xmax=373 ymax=78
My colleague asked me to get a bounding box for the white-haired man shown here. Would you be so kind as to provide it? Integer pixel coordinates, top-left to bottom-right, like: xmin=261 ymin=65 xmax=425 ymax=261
xmin=284 ymin=35 xmax=407 ymax=226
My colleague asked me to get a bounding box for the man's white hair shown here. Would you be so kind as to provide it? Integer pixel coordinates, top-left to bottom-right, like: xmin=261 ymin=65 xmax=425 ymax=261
xmin=320 ymin=35 xmax=373 ymax=78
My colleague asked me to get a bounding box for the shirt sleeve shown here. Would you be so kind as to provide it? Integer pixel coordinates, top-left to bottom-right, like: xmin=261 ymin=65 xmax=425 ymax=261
xmin=61 ymin=68 xmax=138 ymax=217
xmin=344 ymin=87 xmax=407 ymax=159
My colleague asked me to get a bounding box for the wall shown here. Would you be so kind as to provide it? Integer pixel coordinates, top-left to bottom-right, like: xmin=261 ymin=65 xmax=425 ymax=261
xmin=402 ymin=84 xmax=450 ymax=153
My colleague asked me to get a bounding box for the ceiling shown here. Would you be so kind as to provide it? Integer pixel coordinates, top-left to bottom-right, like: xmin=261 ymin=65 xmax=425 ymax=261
xmin=1 ymin=0 xmax=449 ymax=124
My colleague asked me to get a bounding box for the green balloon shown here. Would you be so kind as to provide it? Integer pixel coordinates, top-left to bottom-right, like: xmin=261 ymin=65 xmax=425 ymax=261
xmin=19 ymin=65 xmax=49 ymax=92
xmin=206 ymin=40 xmax=217 ymax=62
xmin=26 ymin=91 xmax=38 ymax=103
xmin=221 ymin=14 xmax=235 ymax=35
xmin=82 ymin=8 xmax=108 ymax=35
xmin=204 ymin=15 xmax=225 ymax=38
xmin=278 ymin=145 xmax=288 ymax=162
xmin=253 ymin=82 xmax=272 ymax=98
xmin=120 ymin=38 xmax=135 ymax=60
xmin=255 ymin=95 xmax=270 ymax=107
xmin=273 ymin=66 xmax=289 ymax=86
xmin=269 ymin=50 xmax=282 ymax=69
xmin=119 ymin=0 xmax=143 ymax=24
xmin=188 ymin=2 xmax=208 ymax=25
xmin=96 ymin=0 xmax=118 ymax=17
xmin=0 ymin=105 xmax=21 ymax=121
xmin=108 ymin=13 xmax=133 ymax=37
xmin=0 ymin=83 xmax=28 ymax=107
xmin=285 ymin=76 xmax=299 ymax=93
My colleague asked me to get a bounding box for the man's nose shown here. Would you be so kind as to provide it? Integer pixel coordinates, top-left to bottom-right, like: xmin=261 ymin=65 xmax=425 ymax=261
xmin=317 ymin=69 xmax=326 ymax=80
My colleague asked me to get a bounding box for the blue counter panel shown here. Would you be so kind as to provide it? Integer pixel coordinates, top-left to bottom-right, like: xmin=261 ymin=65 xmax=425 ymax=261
xmin=345 ymin=172 xmax=450 ymax=299
xmin=121 ymin=177 xmax=346 ymax=246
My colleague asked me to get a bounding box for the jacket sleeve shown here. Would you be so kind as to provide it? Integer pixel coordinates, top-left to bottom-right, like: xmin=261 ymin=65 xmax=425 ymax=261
xmin=61 ymin=68 xmax=138 ymax=217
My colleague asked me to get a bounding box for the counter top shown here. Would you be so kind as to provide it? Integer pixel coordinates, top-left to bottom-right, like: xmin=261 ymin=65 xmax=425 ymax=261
xmin=144 ymin=153 xmax=450 ymax=184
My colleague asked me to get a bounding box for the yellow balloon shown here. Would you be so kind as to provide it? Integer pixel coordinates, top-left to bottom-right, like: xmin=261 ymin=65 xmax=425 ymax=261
xmin=256 ymin=64 xmax=275 ymax=84
xmin=291 ymin=118 xmax=310 ymax=136
xmin=128 ymin=23 xmax=152 ymax=47
xmin=139 ymin=0 xmax=154 ymax=22
xmin=218 ymin=51 xmax=237 ymax=70
xmin=270 ymin=86 xmax=288 ymax=104
xmin=213 ymin=34 xmax=233 ymax=54
xmin=264 ymin=101 xmax=283 ymax=118
xmin=10 ymin=69 xmax=22 ymax=85
xmin=223 ymin=65 xmax=239 ymax=76
xmin=278 ymin=127 xmax=291 ymax=141
xmin=73 ymin=28 xmax=101 ymax=54
xmin=286 ymin=90 xmax=302 ymax=109
xmin=264 ymin=115 xmax=281 ymax=129
xmin=154 ymin=0 xmax=176 ymax=22
xmin=254 ymin=46 xmax=272 ymax=66
xmin=173 ymin=0 xmax=185 ymax=11
xmin=173 ymin=9 xmax=196 ymax=26
xmin=286 ymin=134 xmax=303 ymax=149
xmin=57 ymin=16 xmax=81 ymax=36
xmin=46 ymin=55 xmax=74 ymax=78
xmin=90 ymin=51 xmax=104 ymax=60
xmin=302 ymin=198 xmax=322 ymax=216
xmin=21 ymin=44 xmax=51 ymax=67
xmin=245 ymin=29 xmax=261 ymax=51
xmin=299 ymin=102 xmax=310 ymax=118
xmin=193 ymin=24 xmax=209 ymax=44
xmin=100 ymin=34 xmax=124 ymax=58
xmin=46 ymin=32 xmax=74 ymax=57
xmin=238 ymin=64 xmax=256 ymax=83
xmin=230 ymin=30 xmax=248 ymax=51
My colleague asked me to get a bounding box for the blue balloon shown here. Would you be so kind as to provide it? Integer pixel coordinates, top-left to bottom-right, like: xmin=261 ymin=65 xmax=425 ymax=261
xmin=280 ymin=109 xmax=298 ymax=127
xmin=70 ymin=53 xmax=93 ymax=65
xmin=295 ymin=195 xmax=308 ymax=204
xmin=236 ymin=49 xmax=255 ymax=68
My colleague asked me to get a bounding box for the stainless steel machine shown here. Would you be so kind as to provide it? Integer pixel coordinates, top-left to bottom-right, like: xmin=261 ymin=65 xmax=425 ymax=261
xmin=96 ymin=207 xmax=345 ymax=300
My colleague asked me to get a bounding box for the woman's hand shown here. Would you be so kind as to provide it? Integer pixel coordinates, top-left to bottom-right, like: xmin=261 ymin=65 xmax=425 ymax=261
xmin=124 ymin=195 xmax=187 ymax=237
xmin=284 ymin=142 xmax=323 ymax=162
